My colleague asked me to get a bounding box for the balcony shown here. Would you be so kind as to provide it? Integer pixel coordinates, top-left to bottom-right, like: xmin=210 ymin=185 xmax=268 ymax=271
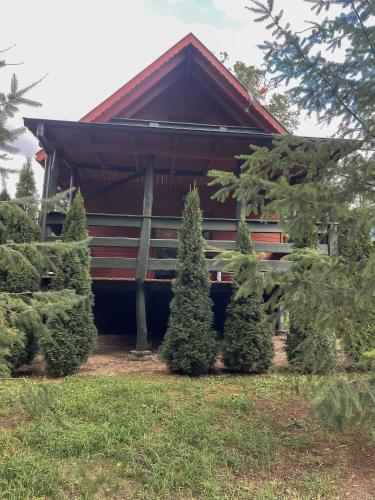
xmin=46 ymin=212 xmax=330 ymax=278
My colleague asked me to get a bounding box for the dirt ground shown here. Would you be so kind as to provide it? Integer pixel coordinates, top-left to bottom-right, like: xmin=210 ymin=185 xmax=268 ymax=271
xmin=76 ymin=334 xmax=289 ymax=376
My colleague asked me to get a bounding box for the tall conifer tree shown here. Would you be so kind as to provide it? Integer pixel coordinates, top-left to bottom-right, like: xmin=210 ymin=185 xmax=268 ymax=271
xmin=0 ymin=188 xmax=10 ymax=201
xmin=209 ymin=0 xmax=375 ymax=432
xmin=15 ymin=158 xmax=38 ymax=219
xmin=223 ymin=220 xmax=273 ymax=373
xmin=159 ymin=187 xmax=217 ymax=375
xmin=46 ymin=189 xmax=97 ymax=375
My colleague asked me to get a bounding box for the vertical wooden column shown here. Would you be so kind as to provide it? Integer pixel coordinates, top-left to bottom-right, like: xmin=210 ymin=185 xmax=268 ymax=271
xmin=39 ymin=154 xmax=52 ymax=241
xmin=42 ymin=148 xmax=62 ymax=240
xmin=135 ymin=155 xmax=154 ymax=351
xmin=69 ymin=166 xmax=78 ymax=205
xmin=48 ymin=148 xmax=62 ymax=198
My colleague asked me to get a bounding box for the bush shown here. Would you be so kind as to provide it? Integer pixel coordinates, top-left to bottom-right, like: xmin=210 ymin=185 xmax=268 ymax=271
xmin=159 ymin=188 xmax=216 ymax=375
xmin=0 ymin=246 xmax=40 ymax=293
xmin=0 ymin=308 xmax=26 ymax=376
xmin=53 ymin=247 xmax=93 ymax=301
xmin=223 ymin=221 xmax=273 ymax=373
xmin=286 ymin=323 xmax=337 ymax=374
xmin=41 ymin=297 xmax=97 ymax=377
xmin=342 ymin=322 xmax=375 ymax=371
xmin=0 ymin=203 xmax=39 ymax=243
xmin=44 ymin=191 xmax=97 ymax=376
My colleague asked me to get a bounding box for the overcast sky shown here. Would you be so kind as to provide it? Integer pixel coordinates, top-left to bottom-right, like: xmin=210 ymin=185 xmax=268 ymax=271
xmin=2 ymin=0 xmax=338 ymax=195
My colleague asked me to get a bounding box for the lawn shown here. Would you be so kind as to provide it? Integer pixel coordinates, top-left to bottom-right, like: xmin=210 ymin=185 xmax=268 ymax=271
xmin=0 ymin=373 xmax=374 ymax=499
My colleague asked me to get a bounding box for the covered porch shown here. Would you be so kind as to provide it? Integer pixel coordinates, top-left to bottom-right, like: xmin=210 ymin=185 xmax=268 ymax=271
xmin=25 ymin=116 xmax=334 ymax=352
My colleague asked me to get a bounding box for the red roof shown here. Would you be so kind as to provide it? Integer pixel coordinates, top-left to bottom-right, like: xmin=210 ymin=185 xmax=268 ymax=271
xmin=80 ymin=33 xmax=287 ymax=134
xmin=36 ymin=33 xmax=287 ymax=163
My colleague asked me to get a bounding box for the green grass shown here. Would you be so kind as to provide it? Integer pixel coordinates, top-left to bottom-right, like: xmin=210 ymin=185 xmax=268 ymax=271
xmin=0 ymin=373 xmax=372 ymax=499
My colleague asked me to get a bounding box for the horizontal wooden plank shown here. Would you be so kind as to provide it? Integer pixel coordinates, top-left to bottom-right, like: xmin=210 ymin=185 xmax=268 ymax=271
xmin=89 ymin=237 xmax=328 ymax=255
xmin=91 ymin=257 xmax=137 ymax=269
xmin=91 ymin=237 xmax=140 ymax=247
xmin=90 ymin=257 xmax=290 ymax=271
xmin=147 ymin=258 xmax=291 ymax=272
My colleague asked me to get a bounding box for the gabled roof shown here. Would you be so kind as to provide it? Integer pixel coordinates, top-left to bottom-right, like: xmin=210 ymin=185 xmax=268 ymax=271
xmin=80 ymin=33 xmax=288 ymax=134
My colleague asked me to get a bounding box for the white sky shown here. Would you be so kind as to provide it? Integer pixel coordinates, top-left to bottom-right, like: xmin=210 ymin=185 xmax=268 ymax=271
xmin=2 ymin=0 xmax=338 ymax=196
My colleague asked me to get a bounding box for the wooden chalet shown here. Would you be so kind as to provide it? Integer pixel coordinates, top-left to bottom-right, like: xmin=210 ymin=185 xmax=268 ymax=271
xmin=24 ymin=34 xmax=331 ymax=351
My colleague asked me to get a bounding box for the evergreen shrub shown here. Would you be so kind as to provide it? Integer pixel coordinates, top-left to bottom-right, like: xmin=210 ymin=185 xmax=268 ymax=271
xmin=41 ymin=297 xmax=97 ymax=377
xmin=223 ymin=220 xmax=274 ymax=373
xmin=159 ymin=188 xmax=217 ymax=375
xmin=0 ymin=247 xmax=40 ymax=293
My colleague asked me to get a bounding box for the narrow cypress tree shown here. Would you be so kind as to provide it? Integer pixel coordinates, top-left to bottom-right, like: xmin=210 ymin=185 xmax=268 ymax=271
xmin=15 ymin=158 xmax=39 ymax=219
xmin=0 ymin=188 xmax=11 ymax=201
xmin=46 ymin=189 xmax=97 ymax=375
xmin=61 ymin=189 xmax=88 ymax=242
xmin=54 ymin=189 xmax=92 ymax=300
xmin=223 ymin=220 xmax=273 ymax=373
xmin=159 ymin=187 xmax=216 ymax=375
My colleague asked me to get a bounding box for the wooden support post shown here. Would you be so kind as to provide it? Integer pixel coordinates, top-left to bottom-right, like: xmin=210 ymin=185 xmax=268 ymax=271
xmin=39 ymin=154 xmax=51 ymax=241
xmin=69 ymin=166 xmax=77 ymax=205
xmin=48 ymin=148 xmax=62 ymax=198
xmin=328 ymin=223 xmax=338 ymax=256
xmin=135 ymin=155 xmax=154 ymax=352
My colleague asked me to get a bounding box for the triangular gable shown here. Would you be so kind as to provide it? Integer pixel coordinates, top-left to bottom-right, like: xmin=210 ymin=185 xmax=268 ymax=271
xmin=81 ymin=33 xmax=288 ymax=134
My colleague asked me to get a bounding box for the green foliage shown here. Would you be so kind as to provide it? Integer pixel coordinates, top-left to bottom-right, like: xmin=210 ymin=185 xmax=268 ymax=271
xmin=0 ymin=48 xmax=42 ymax=178
xmin=0 ymin=246 xmax=40 ymax=293
xmin=223 ymin=220 xmax=273 ymax=373
xmin=41 ymin=296 xmax=97 ymax=377
xmin=223 ymin=57 xmax=299 ymax=131
xmin=267 ymin=93 xmax=300 ymax=132
xmin=0 ymin=187 xmax=10 ymax=201
xmin=211 ymin=0 xmax=375 ymax=432
xmin=313 ymin=375 xmax=375 ymax=440
xmin=0 ymin=307 xmax=25 ymax=376
xmin=287 ymin=325 xmax=337 ymax=374
xmin=342 ymin=322 xmax=375 ymax=372
xmin=0 ymin=374 xmax=369 ymax=498
xmin=15 ymin=157 xmax=39 ymax=219
xmin=0 ymin=202 xmax=39 ymax=243
xmin=49 ymin=191 xmax=96 ymax=374
xmin=232 ymin=61 xmax=265 ymax=97
xmin=338 ymin=208 xmax=373 ymax=266
xmin=53 ymin=247 xmax=93 ymax=299
xmin=61 ymin=190 xmax=88 ymax=242
xmin=159 ymin=188 xmax=216 ymax=375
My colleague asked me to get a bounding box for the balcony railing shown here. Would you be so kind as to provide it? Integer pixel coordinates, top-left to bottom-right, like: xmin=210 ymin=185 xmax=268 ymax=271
xmin=46 ymin=212 xmax=330 ymax=274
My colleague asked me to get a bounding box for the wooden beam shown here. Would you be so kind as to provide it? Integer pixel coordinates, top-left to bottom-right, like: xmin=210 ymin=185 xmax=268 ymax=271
xmin=90 ymin=257 xmax=291 ymax=271
xmin=36 ymin=122 xmax=52 ymax=154
xmin=146 ymin=258 xmax=291 ymax=272
xmin=86 ymin=170 xmax=145 ymax=199
xmin=88 ymin=237 xmax=327 ymax=254
xmin=135 ymin=154 xmax=154 ymax=351
xmin=48 ymin=140 xmax=236 ymax=161
xmin=39 ymin=153 xmax=52 ymax=241
xmin=69 ymin=166 xmax=78 ymax=204
xmin=48 ymin=148 xmax=62 ymax=197
xmin=91 ymin=257 xmax=137 ymax=269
